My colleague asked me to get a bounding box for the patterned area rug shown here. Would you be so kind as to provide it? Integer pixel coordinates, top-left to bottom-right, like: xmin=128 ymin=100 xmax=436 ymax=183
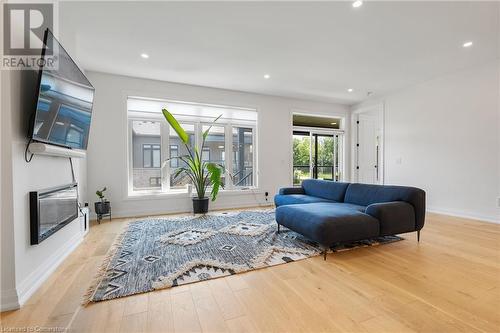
xmin=84 ymin=209 xmax=402 ymax=304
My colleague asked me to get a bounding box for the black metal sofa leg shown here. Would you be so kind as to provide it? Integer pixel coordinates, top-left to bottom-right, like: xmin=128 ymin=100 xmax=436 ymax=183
xmin=417 ymin=230 xmax=420 ymax=242
xmin=323 ymin=248 xmax=328 ymax=261
xmin=277 ymin=223 xmax=280 ymax=233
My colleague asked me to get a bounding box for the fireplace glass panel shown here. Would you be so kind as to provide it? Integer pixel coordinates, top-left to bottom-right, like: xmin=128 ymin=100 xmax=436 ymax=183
xmin=37 ymin=185 xmax=78 ymax=240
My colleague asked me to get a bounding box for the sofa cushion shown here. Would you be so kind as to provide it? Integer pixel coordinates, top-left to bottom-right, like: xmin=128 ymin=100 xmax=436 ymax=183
xmin=344 ymin=183 xmax=426 ymax=230
xmin=365 ymin=201 xmax=416 ymax=235
xmin=275 ymin=203 xmax=379 ymax=246
xmin=301 ymin=179 xmax=350 ymax=202
xmin=327 ymin=202 xmax=366 ymax=212
xmin=279 ymin=187 xmax=305 ymax=195
xmin=274 ymin=194 xmax=332 ymax=207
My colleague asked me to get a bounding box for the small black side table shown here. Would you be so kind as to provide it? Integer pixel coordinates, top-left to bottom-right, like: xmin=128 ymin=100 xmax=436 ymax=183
xmin=95 ymin=202 xmax=112 ymax=224
xmin=97 ymin=206 xmax=111 ymax=223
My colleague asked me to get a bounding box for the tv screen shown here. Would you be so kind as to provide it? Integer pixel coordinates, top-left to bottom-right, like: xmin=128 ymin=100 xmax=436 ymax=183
xmin=30 ymin=29 xmax=94 ymax=150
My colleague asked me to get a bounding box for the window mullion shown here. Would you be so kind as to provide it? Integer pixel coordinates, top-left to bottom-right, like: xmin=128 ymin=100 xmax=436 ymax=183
xmin=253 ymin=125 xmax=257 ymax=188
xmin=225 ymin=124 xmax=233 ymax=189
xmin=128 ymin=119 xmax=134 ymax=194
xmin=195 ymin=121 xmax=202 ymax=156
xmin=161 ymin=122 xmax=169 ymax=191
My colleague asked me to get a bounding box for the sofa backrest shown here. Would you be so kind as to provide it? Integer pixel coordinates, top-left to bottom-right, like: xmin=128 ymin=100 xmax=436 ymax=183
xmin=301 ymin=179 xmax=350 ymax=202
xmin=344 ymin=183 xmax=426 ymax=230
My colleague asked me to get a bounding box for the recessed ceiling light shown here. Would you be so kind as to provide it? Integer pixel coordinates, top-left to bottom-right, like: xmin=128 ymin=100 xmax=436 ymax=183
xmin=347 ymin=88 xmax=354 ymax=92
xmin=352 ymin=1 xmax=363 ymax=8
xmin=140 ymin=53 xmax=149 ymax=59
xmin=462 ymin=41 xmax=473 ymax=48
xmin=330 ymin=122 xmax=337 ymax=125
xmin=264 ymin=74 xmax=270 ymax=79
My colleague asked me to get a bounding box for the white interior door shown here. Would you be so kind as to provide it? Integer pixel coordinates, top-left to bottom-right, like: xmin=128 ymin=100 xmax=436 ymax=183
xmin=356 ymin=114 xmax=379 ymax=184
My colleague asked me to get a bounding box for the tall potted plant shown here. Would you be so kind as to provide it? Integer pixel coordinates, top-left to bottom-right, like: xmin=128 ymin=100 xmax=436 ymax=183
xmin=162 ymin=109 xmax=223 ymax=213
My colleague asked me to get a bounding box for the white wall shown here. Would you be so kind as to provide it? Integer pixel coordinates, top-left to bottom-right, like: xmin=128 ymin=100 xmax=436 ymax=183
xmin=0 ymin=3 xmax=18 ymax=311
xmin=1 ymin=69 xmax=88 ymax=311
xmin=355 ymin=61 xmax=500 ymax=223
xmin=86 ymin=71 xmax=349 ymax=218
xmin=1 ymin=70 xmax=19 ymax=311
xmin=497 ymin=7 xmax=500 ymax=225
xmin=498 ymin=61 xmax=500 ymax=220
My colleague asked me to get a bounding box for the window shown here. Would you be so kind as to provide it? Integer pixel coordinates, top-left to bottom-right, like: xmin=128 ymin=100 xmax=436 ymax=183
xmin=143 ymin=144 xmax=161 ymax=168
xmin=128 ymin=97 xmax=257 ymax=195
xmin=131 ymin=120 xmax=162 ymax=190
xmin=150 ymin=177 xmax=161 ymax=186
xmin=153 ymin=145 xmax=160 ymax=168
xmin=170 ymin=145 xmax=178 ymax=168
xmin=202 ymin=124 xmax=225 ymax=186
xmin=202 ymin=148 xmax=211 ymax=161
xmin=66 ymin=127 xmax=83 ymax=148
xmin=292 ymin=128 xmax=344 ymax=185
xmin=143 ymin=144 xmax=152 ymax=167
xmin=170 ymin=123 xmax=195 ymax=189
xmin=232 ymin=127 xmax=254 ymax=187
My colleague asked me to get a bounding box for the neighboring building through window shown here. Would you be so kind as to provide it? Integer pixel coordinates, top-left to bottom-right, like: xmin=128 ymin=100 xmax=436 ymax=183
xmin=202 ymin=148 xmax=211 ymax=161
xmin=128 ymin=97 xmax=257 ymax=194
xmin=232 ymin=127 xmax=254 ymax=187
xmin=150 ymin=177 xmax=161 ymax=186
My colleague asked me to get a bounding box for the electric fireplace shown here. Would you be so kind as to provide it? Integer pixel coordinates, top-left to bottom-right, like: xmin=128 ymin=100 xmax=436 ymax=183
xmin=30 ymin=183 xmax=79 ymax=245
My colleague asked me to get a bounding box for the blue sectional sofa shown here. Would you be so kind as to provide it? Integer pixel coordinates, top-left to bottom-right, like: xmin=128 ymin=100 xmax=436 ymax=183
xmin=275 ymin=179 xmax=426 ymax=259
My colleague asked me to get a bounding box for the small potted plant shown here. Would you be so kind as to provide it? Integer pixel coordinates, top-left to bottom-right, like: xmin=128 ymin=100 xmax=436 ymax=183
xmin=94 ymin=187 xmax=110 ymax=217
xmin=162 ymin=109 xmax=223 ymax=213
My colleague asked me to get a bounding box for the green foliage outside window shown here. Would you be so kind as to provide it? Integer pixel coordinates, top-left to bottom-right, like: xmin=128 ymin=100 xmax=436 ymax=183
xmin=293 ymin=136 xmax=339 ymax=184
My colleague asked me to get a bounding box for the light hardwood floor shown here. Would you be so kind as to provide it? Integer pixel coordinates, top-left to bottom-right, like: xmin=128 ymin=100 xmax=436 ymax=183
xmin=1 ymin=211 xmax=499 ymax=333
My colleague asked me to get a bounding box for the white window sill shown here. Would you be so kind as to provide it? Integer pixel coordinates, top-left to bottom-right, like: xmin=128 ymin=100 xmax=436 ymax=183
xmin=125 ymin=187 xmax=262 ymax=201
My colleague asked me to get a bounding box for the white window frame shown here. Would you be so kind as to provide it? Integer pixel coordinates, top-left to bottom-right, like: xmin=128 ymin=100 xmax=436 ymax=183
xmin=127 ymin=101 xmax=258 ymax=196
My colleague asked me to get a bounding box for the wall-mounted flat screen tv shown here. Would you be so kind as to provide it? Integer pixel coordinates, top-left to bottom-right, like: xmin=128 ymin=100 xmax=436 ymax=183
xmin=30 ymin=29 xmax=94 ymax=150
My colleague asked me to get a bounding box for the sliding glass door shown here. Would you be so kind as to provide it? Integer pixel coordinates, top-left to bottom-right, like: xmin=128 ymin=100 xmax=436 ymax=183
xmin=293 ymin=132 xmax=312 ymax=184
xmin=314 ymin=134 xmax=334 ymax=180
xmin=293 ymin=130 xmax=343 ymax=185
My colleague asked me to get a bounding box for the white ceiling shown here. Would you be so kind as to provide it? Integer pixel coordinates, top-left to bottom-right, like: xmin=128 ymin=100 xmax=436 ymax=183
xmin=60 ymin=1 xmax=499 ymax=105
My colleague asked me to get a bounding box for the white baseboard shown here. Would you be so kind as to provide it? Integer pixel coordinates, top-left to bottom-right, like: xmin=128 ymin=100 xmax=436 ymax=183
xmin=427 ymin=207 xmax=500 ymax=224
xmin=15 ymin=231 xmax=84 ymax=307
xmin=0 ymin=288 xmax=20 ymax=312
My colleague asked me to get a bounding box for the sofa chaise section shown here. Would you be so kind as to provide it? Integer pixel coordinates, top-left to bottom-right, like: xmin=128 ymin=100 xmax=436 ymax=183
xmin=276 ymin=203 xmax=379 ymax=254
